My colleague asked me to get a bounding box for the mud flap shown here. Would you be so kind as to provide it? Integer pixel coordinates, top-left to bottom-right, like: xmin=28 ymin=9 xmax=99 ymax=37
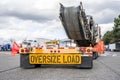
xmin=20 ymin=54 xmax=36 ymax=69
xmin=76 ymin=56 xmax=93 ymax=69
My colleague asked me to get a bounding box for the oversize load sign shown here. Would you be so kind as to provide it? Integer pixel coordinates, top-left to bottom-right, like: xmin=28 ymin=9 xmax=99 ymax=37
xmin=29 ymin=53 xmax=81 ymax=64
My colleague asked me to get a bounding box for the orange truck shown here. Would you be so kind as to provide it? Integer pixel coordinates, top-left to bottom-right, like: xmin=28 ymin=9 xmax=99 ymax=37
xmin=19 ymin=2 xmax=104 ymax=69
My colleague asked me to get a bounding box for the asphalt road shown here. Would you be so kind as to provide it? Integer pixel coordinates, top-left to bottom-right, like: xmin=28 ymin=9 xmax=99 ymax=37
xmin=0 ymin=51 xmax=120 ymax=80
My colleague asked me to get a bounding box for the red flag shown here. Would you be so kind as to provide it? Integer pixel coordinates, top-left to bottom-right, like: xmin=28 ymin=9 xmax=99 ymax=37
xmin=11 ymin=41 xmax=19 ymax=56
xmin=93 ymin=40 xmax=105 ymax=54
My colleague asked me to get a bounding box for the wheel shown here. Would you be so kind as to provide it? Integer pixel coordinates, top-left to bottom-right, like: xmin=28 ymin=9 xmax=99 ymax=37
xmin=76 ymin=56 xmax=93 ymax=69
xmin=35 ymin=64 xmax=41 ymax=68
xmin=93 ymin=52 xmax=98 ymax=60
xmin=20 ymin=54 xmax=36 ymax=69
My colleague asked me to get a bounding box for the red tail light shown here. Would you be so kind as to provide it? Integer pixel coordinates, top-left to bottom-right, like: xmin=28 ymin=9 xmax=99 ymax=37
xmin=50 ymin=50 xmax=53 ymax=53
xmin=83 ymin=47 xmax=86 ymax=52
xmin=25 ymin=48 xmax=29 ymax=52
xmin=39 ymin=47 xmax=43 ymax=49
xmin=58 ymin=50 xmax=60 ymax=53
xmin=80 ymin=47 xmax=86 ymax=53
xmin=21 ymin=49 xmax=24 ymax=53
xmin=87 ymin=49 xmax=90 ymax=53
xmin=36 ymin=47 xmax=38 ymax=49
xmin=54 ymin=50 xmax=56 ymax=53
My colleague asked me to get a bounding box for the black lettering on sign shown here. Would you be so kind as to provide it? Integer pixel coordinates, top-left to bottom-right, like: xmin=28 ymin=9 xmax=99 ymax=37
xmin=53 ymin=56 xmax=56 ymax=63
xmin=31 ymin=56 xmax=35 ymax=63
xmin=34 ymin=56 xmax=37 ymax=63
xmin=43 ymin=56 xmax=47 ymax=63
xmin=63 ymin=56 xmax=67 ymax=63
xmin=67 ymin=56 xmax=71 ymax=63
xmin=71 ymin=56 xmax=75 ymax=62
xmin=47 ymin=55 xmax=51 ymax=63
xmin=57 ymin=55 xmax=61 ymax=63
xmin=37 ymin=56 xmax=42 ymax=63
xmin=30 ymin=54 xmax=80 ymax=64
xmin=76 ymin=56 xmax=80 ymax=63
xmin=52 ymin=56 xmax=56 ymax=63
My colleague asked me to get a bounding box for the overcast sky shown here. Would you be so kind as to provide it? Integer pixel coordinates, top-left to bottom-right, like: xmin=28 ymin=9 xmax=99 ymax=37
xmin=0 ymin=0 xmax=120 ymax=41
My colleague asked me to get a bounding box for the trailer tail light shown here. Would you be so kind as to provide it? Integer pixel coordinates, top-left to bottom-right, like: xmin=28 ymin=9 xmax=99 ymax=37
xmin=50 ymin=50 xmax=53 ymax=53
xmin=54 ymin=50 xmax=56 ymax=53
xmin=21 ymin=49 xmax=24 ymax=53
xmin=25 ymin=48 xmax=29 ymax=52
xmin=87 ymin=49 xmax=90 ymax=53
xmin=79 ymin=47 xmax=92 ymax=53
xmin=80 ymin=47 xmax=86 ymax=53
xmin=58 ymin=50 xmax=60 ymax=53
xmin=36 ymin=47 xmax=38 ymax=49
xmin=39 ymin=47 xmax=43 ymax=49
xmin=83 ymin=47 xmax=86 ymax=52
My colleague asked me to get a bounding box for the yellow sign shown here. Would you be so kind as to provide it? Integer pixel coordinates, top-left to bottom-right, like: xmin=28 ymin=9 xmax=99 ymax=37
xmin=29 ymin=53 xmax=81 ymax=64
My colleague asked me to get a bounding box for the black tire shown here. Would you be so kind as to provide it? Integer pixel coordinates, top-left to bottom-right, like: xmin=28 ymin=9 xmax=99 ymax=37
xmin=76 ymin=56 xmax=93 ymax=69
xmin=35 ymin=64 xmax=41 ymax=68
xmin=20 ymin=54 xmax=36 ymax=69
xmin=93 ymin=52 xmax=98 ymax=60
xmin=3 ymin=48 xmax=5 ymax=51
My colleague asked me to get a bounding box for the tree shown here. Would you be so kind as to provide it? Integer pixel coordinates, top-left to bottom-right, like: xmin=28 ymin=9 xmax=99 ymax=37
xmin=103 ymin=15 xmax=120 ymax=44
xmin=113 ymin=15 xmax=120 ymax=42
xmin=103 ymin=31 xmax=113 ymax=44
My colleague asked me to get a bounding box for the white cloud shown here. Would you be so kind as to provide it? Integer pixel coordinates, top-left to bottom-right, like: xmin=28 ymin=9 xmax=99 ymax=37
xmin=99 ymin=23 xmax=114 ymax=37
xmin=0 ymin=0 xmax=119 ymax=42
xmin=0 ymin=16 xmax=67 ymax=41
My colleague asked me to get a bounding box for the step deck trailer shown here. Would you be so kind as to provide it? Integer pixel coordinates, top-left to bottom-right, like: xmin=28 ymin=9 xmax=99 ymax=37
xmin=20 ymin=2 xmax=99 ymax=69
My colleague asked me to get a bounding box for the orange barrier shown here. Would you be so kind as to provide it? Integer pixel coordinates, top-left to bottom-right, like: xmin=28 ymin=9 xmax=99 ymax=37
xmin=11 ymin=41 xmax=19 ymax=56
xmin=93 ymin=40 xmax=105 ymax=54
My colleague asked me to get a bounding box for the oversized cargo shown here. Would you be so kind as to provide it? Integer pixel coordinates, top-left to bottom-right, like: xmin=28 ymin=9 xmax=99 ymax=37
xmin=59 ymin=2 xmax=99 ymax=47
xmin=15 ymin=2 xmax=104 ymax=69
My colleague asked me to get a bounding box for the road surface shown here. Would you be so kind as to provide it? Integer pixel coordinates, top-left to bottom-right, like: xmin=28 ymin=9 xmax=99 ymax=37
xmin=0 ymin=51 xmax=120 ymax=80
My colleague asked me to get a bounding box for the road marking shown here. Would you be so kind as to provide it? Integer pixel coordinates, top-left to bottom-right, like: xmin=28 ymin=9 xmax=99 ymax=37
xmin=0 ymin=67 xmax=19 ymax=73
xmin=112 ymin=54 xmax=117 ymax=57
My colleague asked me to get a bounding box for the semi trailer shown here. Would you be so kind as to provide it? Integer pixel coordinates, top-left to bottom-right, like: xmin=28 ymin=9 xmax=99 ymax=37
xmin=19 ymin=2 xmax=103 ymax=69
xmin=106 ymin=42 xmax=120 ymax=51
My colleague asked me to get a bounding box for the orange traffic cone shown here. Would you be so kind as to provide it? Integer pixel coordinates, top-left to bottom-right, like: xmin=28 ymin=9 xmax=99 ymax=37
xmin=11 ymin=41 xmax=19 ymax=56
xmin=99 ymin=40 xmax=105 ymax=53
xmin=93 ymin=40 xmax=105 ymax=53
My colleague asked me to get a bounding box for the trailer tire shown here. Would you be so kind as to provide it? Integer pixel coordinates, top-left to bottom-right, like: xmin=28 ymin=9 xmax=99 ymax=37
xmin=35 ymin=64 xmax=41 ymax=68
xmin=93 ymin=52 xmax=98 ymax=60
xmin=20 ymin=54 xmax=36 ymax=69
xmin=77 ymin=56 xmax=93 ymax=69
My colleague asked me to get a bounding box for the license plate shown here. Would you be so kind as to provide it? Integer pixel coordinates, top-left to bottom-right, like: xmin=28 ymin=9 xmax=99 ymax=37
xmin=29 ymin=53 xmax=81 ymax=64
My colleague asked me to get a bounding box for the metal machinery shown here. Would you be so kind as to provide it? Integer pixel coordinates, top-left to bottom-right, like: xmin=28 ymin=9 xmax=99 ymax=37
xmin=59 ymin=2 xmax=100 ymax=59
xmin=59 ymin=2 xmax=98 ymax=46
xmin=19 ymin=2 xmax=100 ymax=69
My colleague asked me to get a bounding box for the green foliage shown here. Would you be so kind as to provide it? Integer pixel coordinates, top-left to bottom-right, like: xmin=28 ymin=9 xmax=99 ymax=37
xmin=103 ymin=15 xmax=120 ymax=44
xmin=113 ymin=15 xmax=120 ymax=41
xmin=103 ymin=31 xmax=113 ymax=44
